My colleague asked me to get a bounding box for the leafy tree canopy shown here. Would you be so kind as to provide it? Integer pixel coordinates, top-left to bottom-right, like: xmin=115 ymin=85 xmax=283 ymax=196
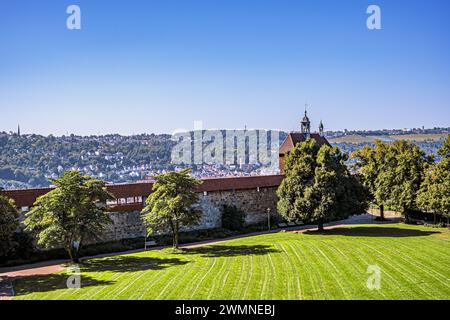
xmin=142 ymin=168 xmax=202 ymax=248
xmin=352 ymin=140 xmax=433 ymax=219
xmin=24 ymin=170 xmax=114 ymax=262
xmin=277 ymin=140 xmax=367 ymax=230
xmin=417 ymin=135 xmax=450 ymax=222
xmin=438 ymin=134 xmax=450 ymax=158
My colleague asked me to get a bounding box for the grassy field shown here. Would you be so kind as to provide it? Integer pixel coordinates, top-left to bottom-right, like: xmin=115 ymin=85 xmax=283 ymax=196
xmin=14 ymin=223 xmax=450 ymax=300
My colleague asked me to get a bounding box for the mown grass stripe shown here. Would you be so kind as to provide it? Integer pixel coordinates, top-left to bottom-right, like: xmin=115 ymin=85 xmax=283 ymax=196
xmin=279 ymin=241 xmax=303 ymax=299
xmin=13 ymin=224 xmax=450 ymax=300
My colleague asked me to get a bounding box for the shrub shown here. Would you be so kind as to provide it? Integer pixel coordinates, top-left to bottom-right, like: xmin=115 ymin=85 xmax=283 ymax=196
xmin=221 ymin=205 xmax=245 ymax=231
xmin=11 ymin=230 xmax=35 ymax=260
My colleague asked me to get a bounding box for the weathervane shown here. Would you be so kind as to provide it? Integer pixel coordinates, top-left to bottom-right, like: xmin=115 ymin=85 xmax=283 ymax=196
xmin=304 ymin=101 xmax=310 ymax=115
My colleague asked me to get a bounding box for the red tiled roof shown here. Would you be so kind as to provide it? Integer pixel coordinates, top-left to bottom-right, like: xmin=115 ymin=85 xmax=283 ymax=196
xmin=2 ymin=187 xmax=53 ymax=208
xmin=2 ymin=175 xmax=284 ymax=209
xmin=197 ymin=175 xmax=283 ymax=192
xmin=279 ymin=133 xmax=331 ymax=155
xmin=107 ymin=183 xmax=153 ymax=199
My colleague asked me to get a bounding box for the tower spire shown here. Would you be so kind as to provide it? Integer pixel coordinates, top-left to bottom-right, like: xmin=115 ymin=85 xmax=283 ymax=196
xmin=319 ymin=120 xmax=324 ymax=136
xmin=17 ymin=124 xmax=20 ymax=136
xmin=301 ymin=104 xmax=311 ymax=137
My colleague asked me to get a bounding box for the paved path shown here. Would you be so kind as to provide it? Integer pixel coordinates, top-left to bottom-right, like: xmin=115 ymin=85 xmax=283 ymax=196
xmin=0 ymin=260 xmax=66 ymax=301
xmin=0 ymin=260 xmax=66 ymax=278
xmin=0 ymin=213 xmax=399 ymax=300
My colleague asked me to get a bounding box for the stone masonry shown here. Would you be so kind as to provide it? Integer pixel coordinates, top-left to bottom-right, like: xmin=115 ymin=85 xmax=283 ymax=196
xmin=102 ymin=186 xmax=279 ymax=241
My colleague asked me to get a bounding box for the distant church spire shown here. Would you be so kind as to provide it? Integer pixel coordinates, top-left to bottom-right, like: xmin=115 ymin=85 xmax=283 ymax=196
xmin=17 ymin=124 xmax=20 ymax=136
xmin=319 ymin=120 xmax=324 ymax=136
xmin=301 ymin=103 xmax=311 ymax=136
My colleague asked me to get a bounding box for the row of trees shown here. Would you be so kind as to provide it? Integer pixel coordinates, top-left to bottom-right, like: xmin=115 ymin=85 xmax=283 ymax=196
xmin=277 ymin=135 xmax=450 ymax=230
xmin=352 ymin=135 xmax=450 ymax=223
xmin=0 ymin=169 xmax=202 ymax=262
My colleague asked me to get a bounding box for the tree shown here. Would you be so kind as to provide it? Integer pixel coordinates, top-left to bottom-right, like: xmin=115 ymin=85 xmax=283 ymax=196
xmin=438 ymin=134 xmax=450 ymax=159
xmin=353 ymin=140 xmax=431 ymax=222
xmin=351 ymin=141 xmax=391 ymax=220
xmin=24 ymin=171 xmax=114 ymax=262
xmin=0 ymin=194 xmax=19 ymax=259
xmin=417 ymin=135 xmax=450 ymax=224
xmin=376 ymin=141 xmax=431 ymax=222
xmin=142 ymin=169 xmax=202 ymax=249
xmin=277 ymin=139 xmax=320 ymax=223
xmin=277 ymin=140 xmax=368 ymax=231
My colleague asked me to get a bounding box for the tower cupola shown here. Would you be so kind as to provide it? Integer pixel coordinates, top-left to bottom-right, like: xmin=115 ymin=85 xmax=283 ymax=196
xmin=301 ymin=106 xmax=311 ymax=136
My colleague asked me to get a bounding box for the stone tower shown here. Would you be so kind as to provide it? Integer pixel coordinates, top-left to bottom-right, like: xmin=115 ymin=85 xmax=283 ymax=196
xmin=300 ymin=107 xmax=311 ymax=137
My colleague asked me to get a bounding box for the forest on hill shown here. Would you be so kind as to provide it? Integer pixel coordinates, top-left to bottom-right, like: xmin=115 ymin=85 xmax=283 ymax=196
xmin=0 ymin=131 xmax=446 ymax=190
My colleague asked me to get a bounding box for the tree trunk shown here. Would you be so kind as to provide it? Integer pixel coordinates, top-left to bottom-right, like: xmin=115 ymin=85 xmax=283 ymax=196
xmin=66 ymin=237 xmax=82 ymax=263
xmin=72 ymin=253 xmax=80 ymax=263
xmin=168 ymin=220 xmax=176 ymax=249
xmin=68 ymin=247 xmax=80 ymax=263
xmin=379 ymin=204 xmax=385 ymax=221
xmin=434 ymin=213 xmax=437 ymax=225
xmin=73 ymin=238 xmax=83 ymax=263
xmin=317 ymin=220 xmax=324 ymax=232
xmin=404 ymin=208 xmax=409 ymax=224
xmin=174 ymin=221 xmax=179 ymax=249
xmin=66 ymin=245 xmax=74 ymax=262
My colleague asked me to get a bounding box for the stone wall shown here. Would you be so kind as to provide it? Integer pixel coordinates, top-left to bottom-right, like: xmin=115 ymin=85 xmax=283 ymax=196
xmin=102 ymin=186 xmax=279 ymax=242
xmin=201 ymin=187 xmax=279 ymax=227
xmin=103 ymin=211 xmax=146 ymax=242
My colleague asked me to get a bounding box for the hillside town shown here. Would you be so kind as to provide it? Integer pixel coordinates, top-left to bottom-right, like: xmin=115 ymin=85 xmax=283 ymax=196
xmin=0 ymin=126 xmax=449 ymax=190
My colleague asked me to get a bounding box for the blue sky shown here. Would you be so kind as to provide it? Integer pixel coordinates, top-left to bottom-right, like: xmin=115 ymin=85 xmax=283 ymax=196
xmin=1 ymin=0 xmax=449 ymax=135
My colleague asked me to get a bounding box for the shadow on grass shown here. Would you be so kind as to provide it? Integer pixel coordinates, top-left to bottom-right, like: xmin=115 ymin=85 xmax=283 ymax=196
xmin=80 ymin=256 xmax=188 ymax=273
xmin=13 ymin=256 xmax=189 ymax=296
xmin=13 ymin=273 xmax=114 ymax=296
xmin=181 ymin=245 xmax=279 ymax=258
xmin=303 ymin=226 xmax=440 ymax=237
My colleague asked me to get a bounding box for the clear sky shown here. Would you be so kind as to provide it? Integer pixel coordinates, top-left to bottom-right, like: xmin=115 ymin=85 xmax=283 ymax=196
xmin=1 ymin=0 xmax=449 ymax=136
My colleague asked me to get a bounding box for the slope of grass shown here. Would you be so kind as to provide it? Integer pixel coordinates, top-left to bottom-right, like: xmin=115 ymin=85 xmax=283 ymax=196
xmin=13 ymin=223 xmax=450 ymax=300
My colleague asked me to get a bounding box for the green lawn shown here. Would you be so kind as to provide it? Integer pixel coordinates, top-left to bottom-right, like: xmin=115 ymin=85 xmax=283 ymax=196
xmin=14 ymin=223 xmax=450 ymax=300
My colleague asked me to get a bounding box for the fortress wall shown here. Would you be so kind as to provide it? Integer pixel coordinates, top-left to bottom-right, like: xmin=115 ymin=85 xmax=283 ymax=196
xmin=103 ymin=186 xmax=279 ymax=241
xmin=3 ymin=175 xmax=283 ymax=243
